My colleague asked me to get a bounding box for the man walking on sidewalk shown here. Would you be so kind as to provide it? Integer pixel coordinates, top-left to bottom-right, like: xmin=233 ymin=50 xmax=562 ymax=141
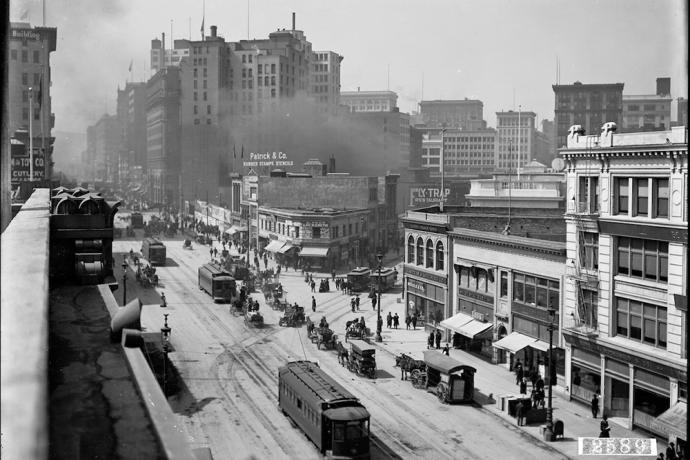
xmin=516 ymin=400 xmax=525 ymax=426
xmin=411 ymin=314 xmax=417 ymax=330
xmin=386 ymin=312 xmax=392 ymax=329
xmin=428 ymin=331 xmax=434 ymax=349
xmin=405 ymin=315 xmax=411 ymax=330
xmin=591 ymin=393 xmax=600 ymax=418
xmin=435 ymin=329 xmax=442 ymax=349
xmin=393 ymin=313 xmax=400 ymax=329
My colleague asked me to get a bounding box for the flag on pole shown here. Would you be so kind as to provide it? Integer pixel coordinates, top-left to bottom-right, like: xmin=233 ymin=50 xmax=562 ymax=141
xmin=200 ymin=17 xmax=204 ymax=36
xmin=241 ymin=145 xmax=244 ymax=158
xmin=233 ymin=145 xmax=236 ymax=159
xmin=128 ymin=59 xmax=133 ymax=72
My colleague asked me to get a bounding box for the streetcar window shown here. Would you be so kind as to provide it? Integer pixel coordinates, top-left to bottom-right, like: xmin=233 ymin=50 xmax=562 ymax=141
xmin=333 ymin=424 xmax=345 ymax=441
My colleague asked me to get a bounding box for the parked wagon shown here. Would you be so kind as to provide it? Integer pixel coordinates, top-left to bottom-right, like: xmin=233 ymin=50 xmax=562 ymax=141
xmin=395 ymin=352 xmax=425 ymax=381
xmin=409 ymin=351 xmax=476 ymax=403
xmin=135 ymin=260 xmax=159 ymax=288
xmin=344 ymin=318 xmax=368 ymax=342
xmin=346 ymin=339 xmax=376 ymax=379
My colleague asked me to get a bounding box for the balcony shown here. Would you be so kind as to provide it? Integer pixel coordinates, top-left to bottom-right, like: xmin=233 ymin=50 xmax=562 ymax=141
xmin=567 ymin=201 xmax=599 ymax=216
xmin=565 ymin=265 xmax=599 ymax=287
xmin=563 ymin=313 xmax=598 ymax=337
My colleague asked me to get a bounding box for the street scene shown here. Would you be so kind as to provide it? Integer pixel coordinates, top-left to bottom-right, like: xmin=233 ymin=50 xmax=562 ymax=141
xmin=2 ymin=1 xmax=687 ymax=460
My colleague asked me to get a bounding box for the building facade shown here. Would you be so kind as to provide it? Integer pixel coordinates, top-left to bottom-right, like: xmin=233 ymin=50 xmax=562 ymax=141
xmin=552 ymin=82 xmax=624 ymax=152
xmin=8 ymin=22 xmax=57 ymax=184
xmin=151 ymin=36 xmax=190 ymax=73
xmin=676 ymin=98 xmax=687 ymax=128
xmin=116 ymin=82 xmax=147 ymax=184
xmin=340 ymin=90 xmax=398 ymax=113
xmin=495 ymin=110 xmax=536 ymax=172
xmin=85 ymin=115 xmax=122 ymax=185
xmin=419 ymin=99 xmax=486 ymax=130
xmin=420 ymin=128 xmax=497 ymax=175
xmin=622 ymin=94 xmax=672 ymax=132
xmin=561 ymin=124 xmax=687 ymax=442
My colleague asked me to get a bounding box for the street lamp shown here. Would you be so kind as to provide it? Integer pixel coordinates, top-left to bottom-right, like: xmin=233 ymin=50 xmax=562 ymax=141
xmin=161 ymin=313 xmax=172 ymax=395
xmin=544 ymin=304 xmax=556 ymax=441
xmin=375 ymin=251 xmax=383 ymax=342
xmin=121 ymin=260 xmax=128 ymax=305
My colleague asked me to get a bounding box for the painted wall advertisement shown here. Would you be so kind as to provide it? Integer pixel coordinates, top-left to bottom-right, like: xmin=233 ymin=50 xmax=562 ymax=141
xmin=11 ymin=152 xmax=45 ymax=186
xmin=408 ymin=182 xmax=469 ymax=207
xmin=242 ymin=151 xmax=294 ymax=168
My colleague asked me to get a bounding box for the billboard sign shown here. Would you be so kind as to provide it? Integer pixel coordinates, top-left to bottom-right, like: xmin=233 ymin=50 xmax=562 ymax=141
xmin=408 ymin=182 xmax=469 ymax=207
xmin=11 ymin=152 xmax=45 ymax=186
xmin=242 ymin=151 xmax=294 ymax=169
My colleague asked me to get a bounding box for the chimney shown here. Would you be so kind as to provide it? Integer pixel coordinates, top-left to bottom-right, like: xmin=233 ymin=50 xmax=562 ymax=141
xmin=292 ymin=12 xmax=296 ymax=31
xmin=161 ymin=33 xmax=165 ymax=58
xmin=210 ymin=25 xmax=217 ymax=38
xmin=329 ymin=156 xmax=336 ymax=173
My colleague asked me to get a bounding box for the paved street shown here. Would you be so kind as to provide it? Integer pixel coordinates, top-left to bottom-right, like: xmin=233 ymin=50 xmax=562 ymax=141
xmin=114 ymin=234 xmax=572 ymax=460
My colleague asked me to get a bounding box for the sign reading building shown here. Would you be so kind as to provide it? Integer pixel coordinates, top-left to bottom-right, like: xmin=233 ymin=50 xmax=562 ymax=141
xmin=11 ymin=151 xmax=45 ymax=186
xmin=243 ymin=151 xmax=294 ymax=168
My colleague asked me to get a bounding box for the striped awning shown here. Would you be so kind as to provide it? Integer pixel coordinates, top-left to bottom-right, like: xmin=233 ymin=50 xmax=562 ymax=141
xmin=264 ymin=240 xmax=285 ymax=252
xmin=299 ymin=246 xmax=330 ymax=257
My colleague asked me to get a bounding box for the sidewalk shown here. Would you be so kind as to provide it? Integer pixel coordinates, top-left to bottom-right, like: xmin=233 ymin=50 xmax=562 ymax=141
xmin=372 ymin=296 xmax=667 ymax=460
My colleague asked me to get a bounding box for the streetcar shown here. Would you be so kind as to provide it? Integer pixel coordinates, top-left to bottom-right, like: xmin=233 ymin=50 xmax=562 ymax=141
xmin=368 ymin=267 xmax=396 ymax=292
xmin=198 ymin=262 xmax=237 ymax=303
xmin=346 ymin=267 xmax=371 ymax=292
xmin=141 ymin=237 xmax=166 ymax=266
xmin=278 ymin=361 xmax=370 ymax=459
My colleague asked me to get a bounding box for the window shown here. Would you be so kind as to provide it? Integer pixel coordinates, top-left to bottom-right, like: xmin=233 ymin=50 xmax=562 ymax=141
xmin=654 ymin=178 xmax=669 ymax=218
xmin=22 ymin=73 xmax=28 ymax=85
xmin=426 ymin=239 xmax=434 ymax=268
xmin=33 ymin=50 xmax=39 ymax=63
xmin=271 ymin=63 xmax=276 ymax=74
xmin=578 ymin=176 xmax=599 ymax=213
xmin=500 ymin=272 xmax=508 ymax=298
xmin=615 ymin=177 xmax=629 ymax=214
xmin=579 ymin=232 xmax=599 ymax=270
xmin=11 ymin=49 xmax=16 ymax=60
xmin=21 ymin=50 xmax=27 ymax=62
xmin=615 ymin=297 xmax=666 ymax=348
xmin=348 ymin=223 xmax=352 ymax=235
xmin=207 ymin=105 xmax=211 ymax=114
xmin=578 ymin=287 xmax=598 ymax=329
xmin=407 ymin=236 xmax=415 ymax=263
xmin=33 ymin=73 xmax=39 ymax=85
xmin=635 ymin=178 xmax=649 ymax=216
xmin=416 ymin=237 xmax=424 ymax=266
xmin=436 ymin=241 xmax=444 ymax=270
xmin=616 ymin=237 xmax=668 ymax=283
xmin=313 ymin=227 xmax=321 ymax=239
xmin=513 ymin=273 xmax=559 ymax=309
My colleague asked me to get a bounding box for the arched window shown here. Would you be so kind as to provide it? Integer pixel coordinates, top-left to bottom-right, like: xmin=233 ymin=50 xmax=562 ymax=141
xmin=407 ymin=236 xmax=415 ymax=263
xmin=426 ymin=239 xmax=434 ymax=268
xmin=436 ymin=241 xmax=444 ymax=270
xmin=416 ymin=237 xmax=424 ymax=266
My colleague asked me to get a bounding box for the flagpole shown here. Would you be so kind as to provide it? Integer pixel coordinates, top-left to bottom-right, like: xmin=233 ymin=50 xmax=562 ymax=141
xmin=29 ymin=87 xmax=34 ymax=181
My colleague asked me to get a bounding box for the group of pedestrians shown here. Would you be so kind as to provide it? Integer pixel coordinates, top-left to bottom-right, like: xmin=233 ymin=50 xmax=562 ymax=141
xmin=404 ymin=314 xmax=418 ymax=330
xmin=427 ymin=329 xmax=443 ymax=349
xmin=385 ymin=311 xmax=400 ymax=329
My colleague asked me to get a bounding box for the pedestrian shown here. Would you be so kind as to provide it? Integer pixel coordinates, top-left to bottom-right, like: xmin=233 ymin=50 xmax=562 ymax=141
xmin=536 ymin=376 xmax=544 ymax=392
xmin=411 ymin=314 xmax=417 ymax=330
xmin=591 ymin=394 xmax=600 ymax=418
xmin=667 ymin=443 xmax=678 ymax=460
xmin=393 ymin=313 xmax=400 ymax=329
xmin=351 ymin=297 xmax=356 ymax=313
xmin=213 ymin=247 xmax=218 ymax=258
xmin=516 ymin=400 xmax=525 ymax=426
xmin=517 ymin=363 xmax=524 ymax=385
xmin=514 ymin=359 xmax=522 ymax=384
xmin=355 ymin=296 xmax=360 ymax=311
xmin=442 ymin=343 xmax=450 ymax=356
xmin=312 ymin=296 xmax=316 ymax=313
xmin=332 ymin=269 xmax=336 ymax=280
xmin=377 ymin=315 xmax=383 ymax=334
xmin=599 ymin=415 xmax=611 ymax=438
xmin=657 ymin=453 xmax=665 ymax=460
xmin=405 ymin=315 xmax=411 ymax=330
xmin=428 ymin=331 xmax=435 ymax=349
xmin=435 ymin=329 xmax=442 ymax=349
xmin=311 ymin=280 xmax=315 ymax=292
xmin=519 ymin=377 xmax=527 ymax=395
xmin=209 ymin=248 xmax=213 ymax=259
xmin=386 ymin=312 xmax=392 ymax=329
xmin=372 ymin=294 xmax=377 ymax=310
xmin=530 ymin=367 xmax=538 ymax=390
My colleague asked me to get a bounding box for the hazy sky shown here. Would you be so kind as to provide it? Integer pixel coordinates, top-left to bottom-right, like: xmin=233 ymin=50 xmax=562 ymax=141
xmin=10 ymin=0 xmax=688 ymax=134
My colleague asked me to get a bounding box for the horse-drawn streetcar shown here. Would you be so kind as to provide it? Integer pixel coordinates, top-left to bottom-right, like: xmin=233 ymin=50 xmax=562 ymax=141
xmin=410 ymin=351 xmax=476 ymax=403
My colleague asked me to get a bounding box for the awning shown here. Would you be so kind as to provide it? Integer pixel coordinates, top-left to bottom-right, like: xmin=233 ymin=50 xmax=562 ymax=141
xmin=264 ymin=240 xmax=285 ymax=252
xmin=528 ymin=339 xmax=551 ymax=353
xmin=224 ymin=226 xmax=243 ymax=235
xmin=299 ymin=246 xmax=330 ymax=257
xmin=276 ymin=243 xmax=296 ymax=254
xmin=651 ymin=401 xmax=687 ymax=438
xmin=456 ymin=320 xmax=494 ymax=339
xmin=493 ymin=332 xmax=539 ymax=354
xmin=439 ymin=312 xmax=474 ymax=333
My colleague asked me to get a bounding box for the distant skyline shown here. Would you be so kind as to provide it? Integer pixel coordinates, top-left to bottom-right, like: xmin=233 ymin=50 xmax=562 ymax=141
xmin=10 ymin=0 xmax=688 ymax=134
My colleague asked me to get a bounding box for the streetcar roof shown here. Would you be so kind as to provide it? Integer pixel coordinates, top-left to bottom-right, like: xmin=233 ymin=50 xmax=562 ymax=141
xmin=323 ymin=405 xmax=370 ymax=421
xmin=280 ymin=361 xmax=357 ymax=402
xmin=142 ymin=237 xmax=164 ymax=246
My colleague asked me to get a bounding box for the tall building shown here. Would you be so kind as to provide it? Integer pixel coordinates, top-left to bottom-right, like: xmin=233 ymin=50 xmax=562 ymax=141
xmin=340 ymin=90 xmax=398 ymax=113
xmin=150 ymin=35 xmax=190 ymax=73
xmin=84 ymin=115 xmax=122 ymax=185
xmin=8 ymin=22 xmax=57 ymax=185
xmin=419 ymin=99 xmax=486 ymax=130
xmin=561 ymin=124 xmax=687 ymax=441
xmin=495 ymin=110 xmax=536 ymax=172
xmin=116 ymin=82 xmax=147 ymax=181
xmin=311 ymin=50 xmax=343 ymax=115
xmin=146 ymin=67 xmax=181 ymax=205
xmin=622 ymin=78 xmax=672 ymax=132
xmin=420 ymin=128 xmax=496 ymax=175
xmin=677 ymin=98 xmax=688 ymax=127
xmin=552 ymin=81 xmax=624 ymax=151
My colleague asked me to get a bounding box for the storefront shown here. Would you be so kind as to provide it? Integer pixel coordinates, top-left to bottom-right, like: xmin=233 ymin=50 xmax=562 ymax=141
xmin=404 ymin=266 xmax=447 ymax=331
xmin=299 ymin=245 xmax=331 ymax=271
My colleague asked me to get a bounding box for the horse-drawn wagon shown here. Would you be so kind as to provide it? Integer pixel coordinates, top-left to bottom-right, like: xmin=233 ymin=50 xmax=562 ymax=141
xmin=279 ymin=303 xmax=305 ymax=327
xmin=344 ymin=317 xmax=368 ymax=342
xmin=244 ymin=299 xmax=264 ymax=327
xmin=346 ymin=340 xmax=376 ymax=379
xmin=409 ymin=351 xmax=476 ymax=403
xmin=395 ymin=352 xmax=425 ymax=381
xmin=135 ymin=259 xmax=159 ymax=288
xmin=311 ymin=327 xmax=336 ymax=350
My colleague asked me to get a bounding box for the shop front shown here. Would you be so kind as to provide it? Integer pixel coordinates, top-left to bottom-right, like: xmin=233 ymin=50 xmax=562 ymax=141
xmin=299 ymin=245 xmax=331 ymax=271
xmin=404 ymin=267 xmax=447 ymax=332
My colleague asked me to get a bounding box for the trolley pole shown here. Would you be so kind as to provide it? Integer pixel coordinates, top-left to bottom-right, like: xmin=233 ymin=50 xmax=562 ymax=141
xmin=161 ymin=314 xmax=171 ymax=395
xmin=375 ymin=251 xmax=383 ymax=342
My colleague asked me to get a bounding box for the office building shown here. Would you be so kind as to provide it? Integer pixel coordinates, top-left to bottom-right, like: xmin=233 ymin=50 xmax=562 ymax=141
xmin=420 ymin=128 xmax=496 ymax=175
xmin=622 ymin=78 xmax=672 ymax=132
xmin=561 ymin=123 xmax=687 ymax=443
xmin=340 ymin=90 xmax=398 ymax=113
xmin=495 ymin=110 xmax=536 ymax=172
xmin=419 ymin=99 xmax=486 ymax=130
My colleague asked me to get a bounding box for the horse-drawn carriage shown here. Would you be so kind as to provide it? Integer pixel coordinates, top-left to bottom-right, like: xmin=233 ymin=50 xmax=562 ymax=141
xmin=346 ymin=340 xmax=376 ymax=379
xmin=395 ymin=352 xmax=426 ymax=381
xmin=279 ymin=303 xmax=305 ymax=327
xmin=182 ymin=238 xmax=193 ymax=250
xmin=311 ymin=327 xmax=336 ymax=350
xmin=135 ymin=260 xmax=159 ymax=288
xmin=344 ymin=317 xmax=368 ymax=342
xmin=244 ymin=298 xmax=264 ymax=327
xmin=409 ymin=351 xmax=476 ymax=404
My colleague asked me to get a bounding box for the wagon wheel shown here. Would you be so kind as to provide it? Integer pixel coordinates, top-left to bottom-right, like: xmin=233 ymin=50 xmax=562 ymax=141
xmin=279 ymin=318 xmax=286 ymax=327
xmin=437 ymin=383 xmax=448 ymax=404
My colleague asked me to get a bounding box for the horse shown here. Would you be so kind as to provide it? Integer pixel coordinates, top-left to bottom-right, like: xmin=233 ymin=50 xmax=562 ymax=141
xmin=396 ymin=353 xmax=425 ymax=381
xmin=336 ymin=341 xmax=349 ymax=366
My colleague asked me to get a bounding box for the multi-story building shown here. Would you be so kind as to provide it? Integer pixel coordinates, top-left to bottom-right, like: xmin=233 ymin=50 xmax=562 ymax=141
xmin=552 ymin=82 xmax=624 ymax=152
xmin=150 ymin=35 xmax=190 ymax=73
xmin=495 ymin=110 xmax=537 ymax=172
xmin=146 ymin=66 xmax=181 ymax=205
xmin=311 ymin=50 xmax=343 ymax=115
xmin=676 ymin=98 xmax=687 ymax=128
xmin=340 ymin=90 xmax=398 ymax=113
xmin=8 ymin=22 xmax=57 ymax=184
xmin=561 ymin=124 xmax=687 ymax=443
xmin=85 ymin=115 xmax=122 ymax=185
xmin=419 ymin=99 xmax=486 ymax=130
xmin=420 ymin=128 xmax=497 ymax=175
xmin=116 ymin=82 xmax=147 ymax=183
xmin=622 ymin=78 xmax=672 ymax=132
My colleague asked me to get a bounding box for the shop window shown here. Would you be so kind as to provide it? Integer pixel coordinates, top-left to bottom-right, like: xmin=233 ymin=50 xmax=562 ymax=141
xmin=633 ymin=387 xmax=670 ymax=418
xmin=571 ymin=364 xmax=601 ymax=401
xmin=615 ymin=297 xmax=666 ymax=348
xmin=313 ymin=227 xmax=321 ymax=239
xmin=425 ymin=239 xmax=434 ymax=268
xmin=435 ymin=241 xmax=444 ymax=270
xmin=616 ymin=237 xmax=668 ymax=283
xmin=416 ymin=237 xmax=424 ymax=266
xmin=407 ymin=236 xmax=414 ymax=263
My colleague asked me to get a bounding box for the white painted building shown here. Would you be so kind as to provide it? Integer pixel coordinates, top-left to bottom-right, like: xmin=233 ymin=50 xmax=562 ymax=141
xmin=561 ymin=123 xmax=687 ymax=443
